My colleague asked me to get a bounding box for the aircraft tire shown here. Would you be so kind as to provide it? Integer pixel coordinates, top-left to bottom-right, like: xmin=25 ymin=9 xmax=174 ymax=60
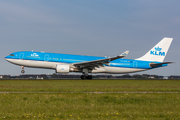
xmin=81 ymin=75 xmax=86 ymax=79
xmin=81 ymin=75 xmax=92 ymax=80
xmin=21 ymin=70 xmax=25 ymax=74
xmin=87 ymin=75 xmax=92 ymax=80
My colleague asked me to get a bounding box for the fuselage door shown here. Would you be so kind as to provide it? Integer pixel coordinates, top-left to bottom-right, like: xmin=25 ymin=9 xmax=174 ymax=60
xmin=19 ymin=53 xmax=24 ymax=60
xmin=133 ymin=61 xmax=137 ymax=68
xmin=44 ymin=54 xmax=49 ymax=61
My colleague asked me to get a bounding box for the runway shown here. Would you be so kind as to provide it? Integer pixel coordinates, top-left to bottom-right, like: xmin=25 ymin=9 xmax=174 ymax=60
xmin=0 ymin=91 xmax=179 ymax=94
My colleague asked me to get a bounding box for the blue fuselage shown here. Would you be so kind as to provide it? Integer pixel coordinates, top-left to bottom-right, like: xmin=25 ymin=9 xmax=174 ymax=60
xmin=5 ymin=51 xmax=167 ymax=71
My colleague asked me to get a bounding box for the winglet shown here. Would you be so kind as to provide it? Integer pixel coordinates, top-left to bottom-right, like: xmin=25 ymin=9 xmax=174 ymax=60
xmin=119 ymin=50 xmax=129 ymax=57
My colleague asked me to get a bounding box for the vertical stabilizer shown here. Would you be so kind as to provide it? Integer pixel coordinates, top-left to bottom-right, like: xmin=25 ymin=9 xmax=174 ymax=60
xmin=136 ymin=37 xmax=173 ymax=62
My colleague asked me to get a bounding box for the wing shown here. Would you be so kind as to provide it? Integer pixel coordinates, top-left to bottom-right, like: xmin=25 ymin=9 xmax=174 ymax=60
xmin=73 ymin=51 xmax=129 ymax=69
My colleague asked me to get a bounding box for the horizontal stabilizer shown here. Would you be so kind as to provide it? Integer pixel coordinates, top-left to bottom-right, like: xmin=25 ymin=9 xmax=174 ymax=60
xmin=150 ymin=62 xmax=174 ymax=68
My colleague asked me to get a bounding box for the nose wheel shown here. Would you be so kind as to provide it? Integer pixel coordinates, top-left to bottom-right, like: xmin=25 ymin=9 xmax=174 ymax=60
xmin=21 ymin=66 xmax=25 ymax=74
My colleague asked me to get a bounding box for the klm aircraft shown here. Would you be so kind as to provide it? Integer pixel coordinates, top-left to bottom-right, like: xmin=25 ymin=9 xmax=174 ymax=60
xmin=5 ymin=38 xmax=173 ymax=79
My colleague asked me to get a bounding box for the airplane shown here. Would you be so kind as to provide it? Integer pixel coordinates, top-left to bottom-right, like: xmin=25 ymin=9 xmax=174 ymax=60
xmin=5 ymin=37 xmax=173 ymax=79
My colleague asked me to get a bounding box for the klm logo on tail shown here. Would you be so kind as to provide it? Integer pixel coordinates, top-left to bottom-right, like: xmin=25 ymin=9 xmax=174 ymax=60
xmin=154 ymin=47 xmax=162 ymax=51
xmin=150 ymin=46 xmax=165 ymax=56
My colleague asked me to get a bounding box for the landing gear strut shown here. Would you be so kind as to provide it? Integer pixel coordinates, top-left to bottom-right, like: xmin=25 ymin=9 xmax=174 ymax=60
xmin=21 ymin=66 xmax=25 ymax=74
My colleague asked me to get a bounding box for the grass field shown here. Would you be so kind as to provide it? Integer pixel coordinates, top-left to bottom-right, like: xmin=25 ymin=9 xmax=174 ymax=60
xmin=0 ymin=79 xmax=180 ymax=92
xmin=0 ymin=79 xmax=180 ymax=119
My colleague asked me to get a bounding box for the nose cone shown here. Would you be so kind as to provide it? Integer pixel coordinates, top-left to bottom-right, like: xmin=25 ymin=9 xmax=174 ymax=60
xmin=5 ymin=55 xmax=16 ymax=64
xmin=5 ymin=54 xmax=14 ymax=62
xmin=5 ymin=56 xmax=8 ymax=59
xmin=5 ymin=56 xmax=10 ymax=62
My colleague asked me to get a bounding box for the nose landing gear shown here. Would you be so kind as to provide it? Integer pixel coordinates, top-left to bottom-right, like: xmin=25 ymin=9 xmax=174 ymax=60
xmin=21 ymin=66 xmax=25 ymax=74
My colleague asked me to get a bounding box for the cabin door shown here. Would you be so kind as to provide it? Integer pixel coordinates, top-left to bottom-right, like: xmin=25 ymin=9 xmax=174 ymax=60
xmin=133 ymin=61 xmax=137 ymax=68
xmin=44 ymin=54 xmax=49 ymax=61
xmin=19 ymin=53 xmax=24 ymax=60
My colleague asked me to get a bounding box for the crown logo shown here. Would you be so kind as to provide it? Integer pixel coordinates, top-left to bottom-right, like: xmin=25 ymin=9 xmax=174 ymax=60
xmin=154 ymin=46 xmax=162 ymax=51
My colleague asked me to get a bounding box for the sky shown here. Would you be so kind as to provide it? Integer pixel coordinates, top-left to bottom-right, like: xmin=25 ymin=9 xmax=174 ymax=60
xmin=0 ymin=0 xmax=179 ymax=76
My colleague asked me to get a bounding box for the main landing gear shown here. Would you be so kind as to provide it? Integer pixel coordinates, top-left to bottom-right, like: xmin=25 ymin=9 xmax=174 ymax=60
xmin=81 ymin=75 xmax=92 ymax=80
xmin=81 ymin=71 xmax=92 ymax=79
xmin=80 ymin=68 xmax=92 ymax=79
xmin=21 ymin=66 xmax=25 ymax=74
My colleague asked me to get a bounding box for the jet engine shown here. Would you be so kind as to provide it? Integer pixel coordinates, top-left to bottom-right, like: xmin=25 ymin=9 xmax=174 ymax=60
xmin=56 ymin=64 xmax=70 ymax=73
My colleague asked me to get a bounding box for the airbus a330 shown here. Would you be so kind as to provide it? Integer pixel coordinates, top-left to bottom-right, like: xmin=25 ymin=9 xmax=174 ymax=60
xmin=5 ymin=37 xmax=173 ymax=79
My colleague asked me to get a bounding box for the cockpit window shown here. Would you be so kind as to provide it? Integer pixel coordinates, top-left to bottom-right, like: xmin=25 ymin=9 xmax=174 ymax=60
xmin=9 ymin=54 xmax=14 ymax=56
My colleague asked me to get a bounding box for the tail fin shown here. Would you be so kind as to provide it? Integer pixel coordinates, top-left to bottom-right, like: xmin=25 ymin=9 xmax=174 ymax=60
xmin=136 ymin=37 xmax=173 ymax=62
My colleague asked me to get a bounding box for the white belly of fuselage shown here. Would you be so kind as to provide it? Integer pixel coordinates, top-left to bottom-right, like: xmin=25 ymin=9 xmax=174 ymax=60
xmin=6 ymin=59 xmax=59 ymax=69
xmin=5 ymin=59 xmax=147 ymax=74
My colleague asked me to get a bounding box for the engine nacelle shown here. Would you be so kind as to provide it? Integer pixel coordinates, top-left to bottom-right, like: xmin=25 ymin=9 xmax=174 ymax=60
xmin=56 ymin=64 xmax=70 ymax=73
